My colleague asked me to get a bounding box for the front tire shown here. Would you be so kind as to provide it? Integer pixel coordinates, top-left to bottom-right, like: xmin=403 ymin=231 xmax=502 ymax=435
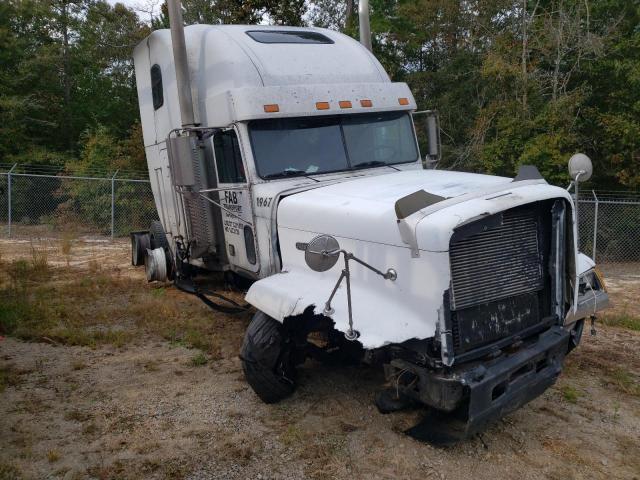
xmin=241 ymin=311 xmax=297 ymax=404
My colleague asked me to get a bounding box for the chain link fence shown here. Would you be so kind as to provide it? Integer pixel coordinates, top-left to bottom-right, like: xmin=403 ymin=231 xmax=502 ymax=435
xmin=0 ymin=163 xmax=157 ymax=239
xmin=1 ymin=163 xmax=638 ymax=266
xmin=577 ymin=191 xmax=640 ymax=265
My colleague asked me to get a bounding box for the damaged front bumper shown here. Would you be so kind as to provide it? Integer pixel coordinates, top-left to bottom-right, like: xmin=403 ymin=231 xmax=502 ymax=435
xmin=389 ymin=325 xmax=571 ymax=445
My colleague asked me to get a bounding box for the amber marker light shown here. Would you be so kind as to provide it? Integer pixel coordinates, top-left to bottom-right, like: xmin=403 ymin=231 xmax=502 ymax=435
xmin=339 ymin=100 xmax=352 ymax=109
xmin=398 ymin=97 xmax=409 ymax=105
xmin=594 ymin=267 xmax=608 ymax=292
xmin=316 ymin=101 xmax=330 ymax=110
xmin=360 ymin=99 xmax=373 ymax=107
xmin=263 ymin=104 xmax=279 ymax=113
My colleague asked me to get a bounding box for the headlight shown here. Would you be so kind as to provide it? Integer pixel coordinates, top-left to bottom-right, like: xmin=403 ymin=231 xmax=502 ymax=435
xmin=579 ymin=268 xmax=606 ymax=294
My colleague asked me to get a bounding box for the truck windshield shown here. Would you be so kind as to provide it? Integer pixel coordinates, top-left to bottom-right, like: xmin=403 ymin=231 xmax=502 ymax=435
xmin=248 ymin=111 xmax=418 ymax=179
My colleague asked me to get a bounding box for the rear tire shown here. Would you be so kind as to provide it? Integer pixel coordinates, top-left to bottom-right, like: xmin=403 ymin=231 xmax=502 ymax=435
xmin=149 ymin=220 xmax=169 ymax=250
xmin=241 ymin=311 xmax=297 ymax=403
xmin=131 ymin=232 xmax=150 ymax=266
xmin=148 ymin=221 xmax=174 ymax=280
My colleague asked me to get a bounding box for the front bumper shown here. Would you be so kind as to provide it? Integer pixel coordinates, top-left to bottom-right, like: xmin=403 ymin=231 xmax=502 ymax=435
xmin=391 ymin=326 xmax=571 ymax=445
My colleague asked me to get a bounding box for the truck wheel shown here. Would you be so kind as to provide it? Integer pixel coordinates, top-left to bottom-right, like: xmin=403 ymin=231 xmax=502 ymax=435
xmin=130 ymin=232 xmax=150 ymax=266
xmin=241 ymin=311 xmax=297 ymax=404
xmin=148 ymin=221 xmax=174 ymax=279
xmin=149 ymin=220 xmax=168 ymax=250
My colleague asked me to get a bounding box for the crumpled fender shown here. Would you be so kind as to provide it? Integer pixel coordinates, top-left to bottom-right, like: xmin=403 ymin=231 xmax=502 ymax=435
xmin=245 ymin=239 xmax=450 ymax=350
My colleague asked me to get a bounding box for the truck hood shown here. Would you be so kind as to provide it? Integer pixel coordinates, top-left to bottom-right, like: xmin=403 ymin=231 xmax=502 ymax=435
xmin=277 ymin=169 xmax=567 ymax=252
xmin=248 ymin=168 xmax=576 ymax=350
xmin=300 ymin=168 xmax=512 ymax=201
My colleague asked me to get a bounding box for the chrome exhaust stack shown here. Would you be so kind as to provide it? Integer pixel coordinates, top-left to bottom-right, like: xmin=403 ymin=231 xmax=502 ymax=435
xmin=167 ymin=0 xmax=196 ymax=128
xmin=359 ymin=0 xmax=372 ymax=51
xmin=165 ymin=0 xmax=218 ymax=259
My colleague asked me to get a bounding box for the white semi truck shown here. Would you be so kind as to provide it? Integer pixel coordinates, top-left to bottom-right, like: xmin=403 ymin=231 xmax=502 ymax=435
xmin=131 ymin=6 xmax=608 ymax=443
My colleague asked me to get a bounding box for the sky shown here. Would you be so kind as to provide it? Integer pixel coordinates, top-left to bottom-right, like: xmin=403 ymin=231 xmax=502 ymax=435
xmin=107 ymin=0 xmax=162 ymax=22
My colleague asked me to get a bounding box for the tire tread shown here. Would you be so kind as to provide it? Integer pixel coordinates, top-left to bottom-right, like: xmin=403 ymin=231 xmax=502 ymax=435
xmin=241 ymin=311 xmax=296 ymax=404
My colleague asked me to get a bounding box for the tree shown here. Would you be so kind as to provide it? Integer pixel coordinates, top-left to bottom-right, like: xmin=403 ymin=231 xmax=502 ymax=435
xmin=0 ymin=0 xmax=66 ymax=156
xmin=152 ymin=0 xmax=307 ymax=28
xmin=307 ymin=0 xmax=356 ymax=30
xmin=0 ymin=0 xmax=148 ymax=169
xmin=73 ymin=1 xmax=149 ymax=139
xmin=0 ymin=0 xmax=637 ymax=191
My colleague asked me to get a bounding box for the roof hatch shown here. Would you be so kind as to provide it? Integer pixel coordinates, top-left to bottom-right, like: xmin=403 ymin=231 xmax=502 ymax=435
xmin=246 ymin=30 xmax=334 ymax=44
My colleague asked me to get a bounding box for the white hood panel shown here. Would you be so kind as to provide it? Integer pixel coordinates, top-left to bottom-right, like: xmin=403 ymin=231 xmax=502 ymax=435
xmin=277 ymin=170 xmax=512 ymax=249
xmin=246 ymin=169 xmax=576 ymax=350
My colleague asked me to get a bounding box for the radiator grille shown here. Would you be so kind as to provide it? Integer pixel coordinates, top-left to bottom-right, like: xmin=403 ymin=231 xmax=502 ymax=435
xmin=449 ymin=207 xmax=543 ymax=311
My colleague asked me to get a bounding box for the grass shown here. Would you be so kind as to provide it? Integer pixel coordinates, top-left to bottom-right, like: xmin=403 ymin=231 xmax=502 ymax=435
xmin=297 ymin=431 xmax=350 ymax=479
xmin=28 ymin=245 xmax=50 ymax=279
xmin=65 ymin=409 xmax=92 ymax=422
xmin=220 ymin=434 xmax=256 ymax=466
xmin=190 ymin=352 xmax=208 ymax=367
xmin=60 ymin=233 xmax=74 ymax=256
xmin=560 ymin=385 xmax=581 ymax=404
xmin=0 ymin=364 xmax=21 ymax=393
xmin=281 ymin=424 xmax=304 ymax=446
xmin=151 ymin=287 xmax=166 ymax=298
xmin=0 ymin=462 xmax=22 ymax=480
xmin=71 ymin=360 xmax=87 ymax=371
xmin=616 ymin=434 xmax=640 ymax=472
xmin=609 ymin=367 xmax=640 ymax=396
xmin=137 ymin=359 xmax=159 ymax=372
xmin=0 ymin=245 xmax=243 ymax=354
xmin=82 ymin=423 xmax=99 ymax=436
xmin=278 ymin=422 xmax=351 ymax=479
xmin=600 ymin=313 xmax=640 ymax=331
xmin=46 ymin=450 xmax=60 ymax=463
xmin=571 ymin=348 xmax=640 ymax=399
xmin=1 ymin=247 xmax=52 ymax=337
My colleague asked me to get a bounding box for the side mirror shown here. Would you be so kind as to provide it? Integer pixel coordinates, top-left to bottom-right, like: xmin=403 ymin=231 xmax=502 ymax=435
xmin=568 ymin=153 xmax=593 ymax=182
xmin=412 ymin=110 xmax=441 ymax=169
xmin=304 ymin=235 xmax=340 ymax=272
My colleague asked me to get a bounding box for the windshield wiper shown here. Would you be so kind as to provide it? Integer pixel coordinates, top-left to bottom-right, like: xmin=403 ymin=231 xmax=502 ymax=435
xmin=263 ymin=169 xmax=319 ymax=182
xmin=353 ymin=161 xmax=400 ymax=171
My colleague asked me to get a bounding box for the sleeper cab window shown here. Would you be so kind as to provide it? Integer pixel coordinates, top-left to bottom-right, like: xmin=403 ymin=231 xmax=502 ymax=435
xmin=214 ymin=129 xmax=246 ymax=184
xmin=151 ymin=64 xmax=163 ymax=110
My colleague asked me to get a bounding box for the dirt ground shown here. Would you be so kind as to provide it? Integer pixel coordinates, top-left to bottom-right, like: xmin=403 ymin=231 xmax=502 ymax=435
xmin=1 ymin=238 xmax=639 ymax=480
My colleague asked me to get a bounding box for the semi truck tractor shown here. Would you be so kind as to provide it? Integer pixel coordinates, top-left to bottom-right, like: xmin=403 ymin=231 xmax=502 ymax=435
xmin=131 ymin=10 xmax=609 ymax=443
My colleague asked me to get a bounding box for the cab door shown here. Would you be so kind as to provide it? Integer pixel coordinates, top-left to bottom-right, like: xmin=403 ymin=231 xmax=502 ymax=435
xmin=212 ymin=128 xmax=259 ymax=274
